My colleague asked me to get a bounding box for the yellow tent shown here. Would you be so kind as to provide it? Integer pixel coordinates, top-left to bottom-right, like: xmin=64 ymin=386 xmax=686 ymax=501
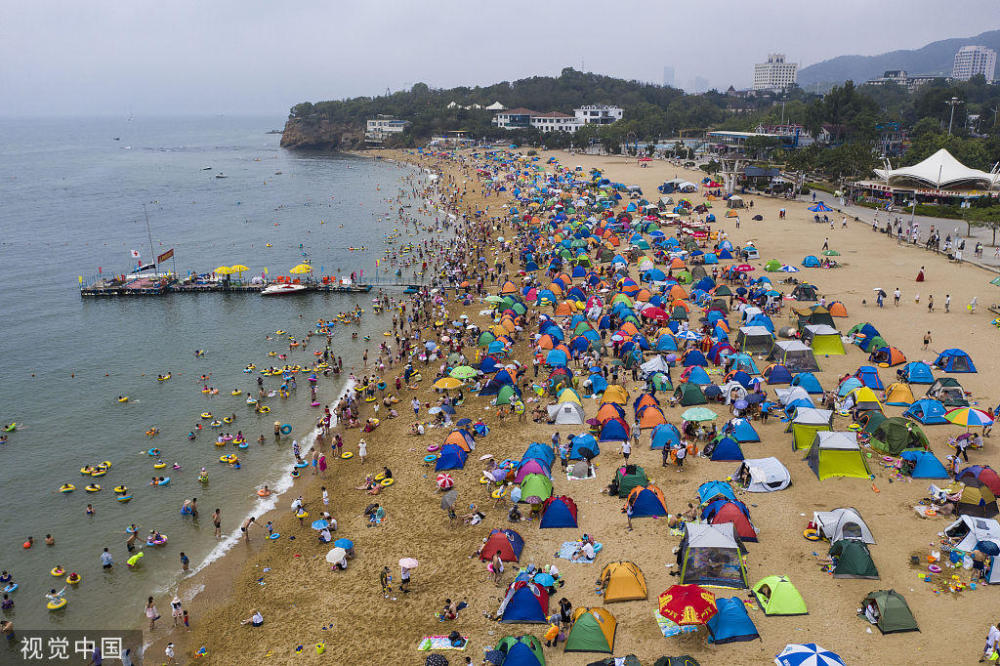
xmin=848 ymin=387 xmax=883 ymax=412
xmin=557 ymin=388 xmax=583 ymax=405
xmin=601 ymin=385 xmax=630 ymax=405
xmin=433 ymin=377 xmax=463 ymax=390
xmin=883 ymin=382 xmax=914 ymax=406
xmin=600 ymin=562 xmax=648 ymax=602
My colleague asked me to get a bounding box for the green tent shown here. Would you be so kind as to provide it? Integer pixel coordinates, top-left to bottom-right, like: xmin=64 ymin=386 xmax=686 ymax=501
xmin=496 ymin=635 xmax=546 ymax=665
xmin=764 ymin=259 xmax=782 ymax=271
xmin=674 ymin=383 xmax=706 ymax=406
xmin=495 ymin=384 xmax=518 ymax=406
xmin=614 ymin=465 xmax=648 ymax=498
xmin=519 ymin=473 xmax=553 ymax=503
xmin=752 ymin=575 xmax=808 ymax=616
xmin=869 ymin=417 xmax=928 ymax=456
xmin=859 ymin=410 xmax=887 ymax=436
xmin=651 ymin=372 xmax=672 ymax=392
xmin=805 ymin=431 xmax=871 ymax=480
xmin=564 ymin=607 xmax=616 ymax=653
xmin=867 ymin=335 xmax=888 ymax=351
xmin=830 ymin=539 xmax=879 ymax=579
xmin=859 ymin=590 xmax=919 ymax=633
xmin=478 ymin=331 xmax=496 ymax=347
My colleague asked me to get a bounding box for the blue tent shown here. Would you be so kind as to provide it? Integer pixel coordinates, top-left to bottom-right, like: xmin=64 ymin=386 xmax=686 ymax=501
xmin=650 ymin=423 xmax=682 ymax=449
xmin=709 ymin=437 xmax=745 ymax=461
xmin=698 ymin=481 xmax=737 ymax=504
xmin=693 ymin=277 xmax=715 ymax=292
xmin=683 ymin=350 xmax=708 ymax=367
xmin=837 ymin=377 xmax=863 ymax=397
xmin=727 ymin=418 xmax=760 ymax=442
xmin=707 ymin=597 xmax=761 ymax=644
xmin=655 ymin=334 xmax=678 ymax=352
xmin=523 ymin=443 xmax=556 ymax=467
xmin=684 ymin=366 xmax=712 ymax=385
xmin=935 ymin=348 xmax=977 ymax=373
xmin=628 ymin=487 xmax=668 ymax=517
xmin=854 ymin=324 xmax=881 ymax=351
xmin=599 ymin=419 xmax=630 ymax=443
xmin=499 ymin=582 xmax=548 ymax=623
xmin=502 ymin=639 xmax=544 ymax=666
xmin=903 ymin=398 xmax=948 ymax=425
xmin=588 ymin=373 xmax=609 ymax=394
xmin=729 ymin=354 xmax=759 ymax=375
xmin=747 ymin=314 xmax=775 ymax=333
xmin=901 ymin=451 xmax=949 ymax=478
xmin=802 ymin=255 xmax=821 ymax=268
xmin=569 ymin=434 xmax=600 ymax=459
xmin=728 ymin=370 xmax=754 ymax=389
xmin=479 ymin=356 xmax=501 ymax=373
xmin=539 ymin=496 xmax=578 ymax=528
xmin=765 ymin=365 xmax=793 ymax=385
xmin=435 ymin=444 xmax=468 ymax=470
xmin=546 ymin=350 xmax=568 ymax=367
xmin=791 ymin=372 xmax=824 ymax=394
xmin=900 ymin=361 xmax=935 ymax=384
xmin=855 ymin=366 xmax=884 ymax=390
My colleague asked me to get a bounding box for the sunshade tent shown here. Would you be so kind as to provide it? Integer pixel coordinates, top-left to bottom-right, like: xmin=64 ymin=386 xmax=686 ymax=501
xmin=768 ymin=340 xmax=819 ymax=372
xmin=702 ymin=499 xmax=757 ymax=541
xmin=934 ymin=348 xmax=977 ymax=373
xmin=539 ymin=496 xmax=578 ymax=528
xmin=787 ymin=408 xmax=833 ymax=451
xmin=727 ymin=418 xmax=760 ymax=442
xmin=869 ymin=417 xmax=929 ymax=455
xmin=519 ymin=474 xmax=554 ymax=503
xmin=926 ymin=377 xmax=969 ymax=407
xmin=613 ymin=465 xmax=648 ymax=498
xmin=805 ymin=431 xmax=870 ymax=480
xmin=956 ymin=484 xmax=999 ymax=518
xmin=480 ymin=529 xmax=525 ymax=562
xmin=626 ymin=485 xmax=668 ymax=517
xmin=802 ymin=325 xmax=845 ymax=355
xmin=751 ymin=575 xmax=807 ymax=615
xmin=830 ymin=539 xmax=879 ymax=579
xmin=599 ymin=561 xmax=648 ymax=602
xmin=678 ymin=523 xmax=749 ymax=589
xmin=791 ymin=372 xmax=824 ymax=394
xmin=900 ymin=451 xmax=949 ymax=479
xmin=843 ymin=387 xmax=883 ymax=413
xmin=854 ymin=365 xmax=885 ymax=390
xmin=705 ymin=597 xmax=760 ymax=644
xmin=495 ymin=635 xmax=545 ymax=666
xmin=956 ymin=465 xmax=1000 ymax=495
xmin=650 ymin=423 xmax=682 ymax=449
xmin=497 ymin=581 xmax=549 ymax=623
xmin=674 ymin=383 xmax=707 ymax=406
xmin=944 ymin=514 xmax=1000 ymax=551
xmin=736 ymin=457 xmax=791 ymax=492
xmin=774 ymin=643 xmax=845 ymax=666
xmin=900 ymin=361 xmax=935 ymax=383
xmin=547 ymin=402 xmax=585 ymax=425
xmin=813 ymin=508 xmax=875 ymax=543
xmin=734 ymin=326 xmax=774 ymax=354
xmin=564 ymin=607 xmax=616 ymax=654
xmin=883 ymin=382 xmax=914 ymax=406
xmin=859 ymin=590 xmax=919 ymax=633
xmin=706 ymin=436 xmax=744 ymax=462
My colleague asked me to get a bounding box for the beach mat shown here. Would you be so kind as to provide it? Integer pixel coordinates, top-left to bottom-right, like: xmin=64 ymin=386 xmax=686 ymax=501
xmin=417 ymin=636 xmax=469 ymax=651
xmin=655 ymin=610 xmax=699 ymax=638
xmin=556 ymin=541 xmax=602 ymax=562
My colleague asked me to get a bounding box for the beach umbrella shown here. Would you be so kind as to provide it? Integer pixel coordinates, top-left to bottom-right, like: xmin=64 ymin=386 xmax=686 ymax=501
xmin=325 ymin=547 xmax=347 ymax=564
xmin=440 ymin=490 xmax=458 ymax=510
xmin=333 ymin=538 xmax=353 ymax=549
xmin=436 ymin=473 xmax=454 ymax=490
xmin=779 ymin=265 xmax=799 ymax=273
xmin=289 ymin=263 xmax=312 ymax=274
xmin=658 ymin=584 xmax=717 ymax=625
xmin=533 ymin=572 xmax=555 ymax=587
xmin=456 ymin=418 xmax=473 ymax=427
xmin=944 ymin=407 xmax=994 ymax=429
xmin=807 ymin=202 xmax=833 ymax=212
xmin=424 ymin=341 xmax=438 ymax=351
xmin=311 ymin=519 xmax=329 ymax=530
xmin=230 ymin=263 xmax=249 ymax=277
xmin=450 ymin=366 xmax=478 ymax=380
xmin=479 ymin=453 xmax=494 ymax=460
xmin=433 ymin=377 xmax=463 ymax=390
xmin=485 ymin=295 xmax=504 ymax=303
xmin=681 ymin=407 xmax=718 ymax=422
xmin=734 ymin=399 xmax=748 ymax=410
xmin=399 ymin=557 xmax=419 ymax=569
xmin=428 ymin=406 xmax=443 ymax=415
xmin=214 ymin=265 xmax=233 ymax=275
xmin=774 ymin=643 xmax=845 ymax=666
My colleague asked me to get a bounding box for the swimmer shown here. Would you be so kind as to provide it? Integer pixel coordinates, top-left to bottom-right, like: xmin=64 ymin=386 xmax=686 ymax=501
xmin=86 ymin=504 xmax=94 ymax=516
xmin=44 ymin=534 xmax=54 ymax=546
xmin=23 ymin=537 xmax=33 ymax=549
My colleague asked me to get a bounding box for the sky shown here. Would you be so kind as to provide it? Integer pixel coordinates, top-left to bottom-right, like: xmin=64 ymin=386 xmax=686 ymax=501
xmin=1 ymin=1 xmax=995 ymax=117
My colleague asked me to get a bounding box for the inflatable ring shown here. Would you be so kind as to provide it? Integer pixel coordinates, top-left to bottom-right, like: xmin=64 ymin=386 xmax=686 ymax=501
xmin=154 ymin=462 xmax=166 ymax=469
xmin=341 ymin=451 xmax=354 ymax=459
xmin=148 ymin=448 xmax=160 ymax=456
xmin=803 ymin=529 xmax=820 ymax=541
xmin=85 ymin=485 xmax=101 ymax=492
xmin=66 ymin=573 xmax=81 ymax=585
xmin=491 ymin=488 xmax=503 ymax=499
xmin=231 ymin=390 xmax=241 ymax=396
xmin=380 ymin=478 xmax=394 ymax=487
xmin=296 ymin=511 xmax=309 ymax=519
xmin=3 ymin=584 xmax=17 ymax=593
xmin=882 ymin=456 xmax=895 ymax=462
xmin=848 ymin=424 xmax=861 ymax=431
xmin=220 ymin=455 xmax=237 ymax=464
xmin=257 ymin=489 xmax=271 ymax=497
xmin=59 ymin=484 xmax=75 ymax=493
xmin=100 ymin=461 xmax=112 ymax=469
xmin=268 ymin=533 xmax=281 ymax=540
xmin=90 ymin=469 xmax=106 ymax=477
xmin=423 ymin=454 xmax=438 ymax=463
xmin=47 ymin=598 xmax=67 ymax=611
xmin=925 ymin=509 xmax=937 ymax=516
xmin=116 ymin=495 xmax=132 ymax=503
xmin=113 ymin=486 xmax=128 ymax=494
xmin=427 ymin=444 xmax=441 ymax=453
xmin=878 ymin=362 xmax=889 ymax=368
xmin=374 ymin=472 xmax=386 ymax=481
xmin=118 ymin=397 xmax=129 ymax=403
xmin=479 ymin=476 xmax=489 ymax=485
xmin=928 ymin=564 xmax=942 ymax=573
xmin=201 ymin=413 xmax=212 ymax=419
xmin=294 ymin=461 xmax=308 ymax=468
xmin=280 ymin=424 xmax=292 ymax=435
xmin=51 ymin=567 xmax=65 ymax=576
xmin=259 ymin=406 xmax=271 ymax=413
xmin=223 ymin=417 xmax=233 ymax=424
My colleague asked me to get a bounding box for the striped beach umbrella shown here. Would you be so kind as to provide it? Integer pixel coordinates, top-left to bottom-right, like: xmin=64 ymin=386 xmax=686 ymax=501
xmin=944 ymin=407 xmax=994 ymax=429
xmin=436 ymin=473 xmax=454 ymax=490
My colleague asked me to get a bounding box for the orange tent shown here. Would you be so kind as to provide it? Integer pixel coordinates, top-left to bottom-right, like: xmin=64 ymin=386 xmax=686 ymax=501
xmin=670 ymin=299 xmax=691 ymax=312
xmin=596 ymin=402 xmax=626 ymax=424
xmin=635 ymin=288 xmax=652 ymax=302
xmin=537 ymin=334 xmax=557 ymax=350
xmin=500 ymin=280 xmax=518 ymax=294
xmin=827 ymin=301 xmax=848 ymax=317
xmin=634 ymin=394 xmax=659 ymax=413
xmin=554 ymin=301 xmax=575 ymax=316
xmin=601 ymin=385 xmax=630 ymax=405
xmin=669 ymin=258 xmax=686 ymax=269
xmin=619 ymin=322 xmax=640 ymax=336
xmin=638 ymin=406 xmax=667 ymax=428
xmin=547 ymin=283 xmax=564 ymax=296
xmin=442 ymin=430 xmax=472 ymax=452
xmin=668 ymin=285 xmax=688 ymax=300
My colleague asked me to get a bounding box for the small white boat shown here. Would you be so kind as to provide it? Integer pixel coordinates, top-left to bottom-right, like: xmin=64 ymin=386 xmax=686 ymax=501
xmin=261 ymin=283 xmax=308 ymax=296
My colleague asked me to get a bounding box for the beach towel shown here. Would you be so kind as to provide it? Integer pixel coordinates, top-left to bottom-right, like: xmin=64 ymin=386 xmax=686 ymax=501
xmin=417 ymin=636 xmax=469 ymax=651
xmin=555 ymin=541 xmax=602 ymax=561
xmin=655 ymin=611 xmax=699 ymax=638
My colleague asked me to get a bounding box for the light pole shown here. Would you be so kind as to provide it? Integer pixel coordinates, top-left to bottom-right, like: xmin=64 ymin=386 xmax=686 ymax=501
xmin=946 ymin=96 xmax=964 ymax=135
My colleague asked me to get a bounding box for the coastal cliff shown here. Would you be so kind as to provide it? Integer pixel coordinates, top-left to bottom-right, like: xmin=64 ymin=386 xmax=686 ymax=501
xmin=279 ymin=117 xmax=365 ymax=151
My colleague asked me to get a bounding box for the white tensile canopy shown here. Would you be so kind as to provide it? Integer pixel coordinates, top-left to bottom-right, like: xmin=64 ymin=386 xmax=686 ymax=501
xmin=874 ymin=149 xmax=999 ymax=190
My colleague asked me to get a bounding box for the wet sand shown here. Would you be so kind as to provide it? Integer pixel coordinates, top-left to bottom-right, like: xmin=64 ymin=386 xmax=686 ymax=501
xmin=156 ymin=148 xmax=1000 ymax=665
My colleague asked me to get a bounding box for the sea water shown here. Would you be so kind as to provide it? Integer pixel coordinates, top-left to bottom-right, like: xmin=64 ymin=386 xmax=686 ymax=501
xmin=0 ymin=116 xmax=430 ymax=630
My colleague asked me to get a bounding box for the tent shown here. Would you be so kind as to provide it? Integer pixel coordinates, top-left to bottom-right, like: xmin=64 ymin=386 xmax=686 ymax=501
xmin=539 ymin=496 xmax=578 ymax=528
xmin=681 ymin=366 xmax=712 ymax=385
xmin=788 ymin=408 xmax=833 ymax=451
xmin=435 ymin=444 xmax=469 ymax=470
xmin=860 ymin=590 xmax=919 ymax=633
xmin=830 ymin=539 xmax=879 ymax=579
xmin=674 ymin=383 xmax=707 ymax=406
xmin=957 ymin=485 xmax=999 ymax=518
xmin=480 ymin=528 xmax=525 ymax=563
xmin=843 ymin=387 xmax=883 ymax=413
xmin=944 ymin=515 xmax=1000 ymax=551
xmin=613 ymin=465 xmax=648 ymax=498
xmin=791 ymin=372 xmax=824 ymax=394
xmin=519 ymin=474 xmax=554 ymax=503
xmin=751 ymin=575 xmax=807 ymax=615
xmin=805 ymin=432 xmax=870 ymax=480
xmin=854 ymin=366 xmax=884 ymax=390
xmin=803 ymin=325 xmax=845 ymax=355
xmin=706 ymin=597 xmax=760 ymax=645
xmin=869 ymin=346 xmax=907 ymax=367
xmin=498 ymin=581 xmax=549 ymax=623
xmin=599 ymin=418 xmax=631 ymax=443
xmin=496 ymin=635 xmax=545 ymax=666
xmin=837 ymin=377 xmax=863 ymax=397
xmin=849 ymin=322 xmax=881 ymax=351
xmin=678 ymin=523 xmax=748 ymax=589
xmin=600 ymin=562 xmax=648 ymax=602
xmin=768 ymin=340 xmax=819 ymax=372
xmin=702 ymin=499 xmax=757 ymax=541
xmin=727 ymin=418 xmax=760 ymax=442
xmin=764 ymin=364 xmax=793 ymax=385
xmin=934 ymin=348 xmax=977 ymax=373
xmin=564 ymin=607 xmax=616 ymax=654
xmin=514 ymin=458 xmax=552 ymax=483
xmin=737 ymin=457 xmax=791 ymax=492
xmin=706 ymin=437 xmax=744 ymax=462
xmin=734 ymin=326 xmax=773 ymax=354
xmin=569 ymin=434 xmax=600 ymax=460
xmin=698 ymin=481 xmax=737 ymax=504
xmin=547 ymin=402 xmax=585 ymax=425
xmin=883 ymin=382 xmax=914 ymax=406
xmin=900 ymin=451 xmax=949 ymax=479
xmin=627 ymin=485 xmax=668 ymax=517
xmin=776 ymin=386 xmax=812 ymax=409
xmin=869 ymin=417 xmax=929 ymax=455
xmin=957 ymin=466 xmax=1000 ymax=496
xmin=650 ymin=423 xmax=682 ymax=449
xmin=926 ymin=377 xmax=969 ymax=407
xmin=814 ymin=508 xmax=875 ymax=543
xmin=900 ymin=361 xmax=934 ymax=384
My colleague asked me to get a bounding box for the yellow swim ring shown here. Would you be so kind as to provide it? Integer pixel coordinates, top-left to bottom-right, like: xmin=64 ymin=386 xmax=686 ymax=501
xmin=153 ymin=462 xmax=167 ymax=469
xmin=47 ymin=598 xmax=67 ymax=611
xmin=114 ymin=485 xmax=128 ymax=494
xmin=491 ymin=488 xmax=503 ymax=499
xmin=66 ymin=573 xmax=81 ymax=584
xmin=259 ymin=406 xmax=271 ymax=413
xmin=50 ymin=567 xmax=65 ymax=576
xmin=231 ymin=390 xmax=242 ymax=396
xmin=90 ymin=469 xmax=106 ymax=478
xmin=201 ymin=412 xmax=212 ymax=419
xmin=85 ymin=485 xmax=101 ymax=492
xmin=296 ymin=511 xmax=308 ymax=519
xmin=803 ymin=528 xmax=820 ymax=541
xmin=341 ymin=451 xmax=354 ymax=459
xmin=374 ymin=472 xmax=386 ymax=481
xmin=59 ymin=484 xmax=75 ymax=493
xmin=380 ymin=478 xmax=394 ymax=487
xmin=118 ymin=397 xmax=129 ymax=403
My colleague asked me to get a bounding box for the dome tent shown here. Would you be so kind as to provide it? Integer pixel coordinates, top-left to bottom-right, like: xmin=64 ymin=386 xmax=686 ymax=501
xmin=678 ymin=523 xmax=749 ymax=589
xmin=805 ymin=431 xmax=870 ymax=480
xmin=497 ymin=581 xmax=549 ymax=623
xmin=599 ymin=561 xmax=648 ymax=602
xmin=626 ymin=485 xmax=668 ymax=517
xmin=934 ymin=348 xmax=976 ymax=373
xmin=900 ymin=451 xmax=949 ymax=479
xmin=829 ymin=539 xmax=879 ymax=579
xmin=495 ymin=635 xmax=545 ymax=666
xmin=539 ymin=496 xmax=578 ymax=529
xmin=480 ymin=529 xmax=525 ymax=562
xmin=751 ymin=575 xmax=807 ymax=616
xmin=705 ymin=597 xmax=760 ymax=645
xmin=736 ymin=457 xmax=791 ymax=492
xmin=859 ymin=590 xmax=919 ymax=634
xmin=813 ymin=507 xmax=875 ymax=544
xmin=564 ymin=607 xmax=616 ymax=654
xmin=869 ymin=417 xmax=929 ymax=456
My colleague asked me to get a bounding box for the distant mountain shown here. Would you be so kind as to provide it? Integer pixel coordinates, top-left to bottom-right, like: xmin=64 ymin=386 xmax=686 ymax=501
xmin=798 ymin=29 xmax=1000 ymax=90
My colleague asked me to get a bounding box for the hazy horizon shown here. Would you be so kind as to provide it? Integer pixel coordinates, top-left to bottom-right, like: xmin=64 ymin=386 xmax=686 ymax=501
xmin=2 ymin=1 xmax=996 ymax=118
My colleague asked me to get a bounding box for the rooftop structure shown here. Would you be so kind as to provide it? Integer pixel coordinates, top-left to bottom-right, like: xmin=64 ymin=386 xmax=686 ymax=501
xmin=873 ymin=148 xmax=1000 ymax=191
xmin=574 ymin=105 xmax=623 ymax=125
xmin=365 ymin=116 xmax=409 ymax=144
xmin=863 ymin=70 xmax=939 ymax=92
xmin=753 ymin=53 xmax=797 ymax=91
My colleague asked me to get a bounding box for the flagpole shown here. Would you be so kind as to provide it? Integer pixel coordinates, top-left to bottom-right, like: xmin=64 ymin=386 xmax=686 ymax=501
xmin=143 ymin=204 xmax=155 ymax=274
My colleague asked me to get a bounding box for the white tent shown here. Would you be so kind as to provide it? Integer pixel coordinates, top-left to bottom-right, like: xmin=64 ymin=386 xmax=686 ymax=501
xmin=737 ymin=457 xmax=791 ymax=492
xmin=720 ymin=381 xmax=748 ymax=405
xmin=814 ymin=507 xmax=875 ymax=544
xmin=768 ymin=340 xmax=819 ymax=372
xmin=874 ymin=149 xmax=1000 ymax=190
xmin=640 ymin=355 xmax=671 ymax=377
xmin=734 ymin=326 xmax=773 ymax=354
xmin=944 ymin=515 xmax=1000 ymax=552
xmin=726 ymin=195 xmax=744 ymax=209
xmin=739 ymin=306 xmax=763 ymax=323
xmin=775 ymin=386 xmax=813 ymax=407
xmin=791 ymin=408 xmax=833 ymax=425
xmin=548 ymin=402 xmax=585 ymax=425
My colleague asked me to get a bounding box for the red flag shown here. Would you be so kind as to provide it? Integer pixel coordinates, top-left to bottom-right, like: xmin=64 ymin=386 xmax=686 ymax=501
xmin=157 ymin=248 xmax=174 ymax=263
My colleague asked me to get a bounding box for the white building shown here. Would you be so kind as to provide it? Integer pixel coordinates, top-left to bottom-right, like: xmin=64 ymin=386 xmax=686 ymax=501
xmin=952 ymin=45 xmax=997 ymax=82
xmin=365 ymin=116 xmax=409 ymax=143
xmin=863 ymin=70 xmax=938 ymax=92
xmin=574 ymin=105 xmax=623 ymax=125
xmin=531 ymin=112 xmax=581 ymax=132
xmin=753 ymin=53 xmax=798 ymax=91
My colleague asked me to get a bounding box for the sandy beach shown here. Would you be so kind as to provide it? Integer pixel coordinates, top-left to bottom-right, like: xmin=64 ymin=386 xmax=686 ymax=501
xmin=155 ymin=147 xmax=1000 ymax=666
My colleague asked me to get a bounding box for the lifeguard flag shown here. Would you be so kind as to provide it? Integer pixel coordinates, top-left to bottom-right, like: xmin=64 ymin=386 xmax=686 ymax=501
xmin=157 ymin=248 xmax=174 ymax=263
